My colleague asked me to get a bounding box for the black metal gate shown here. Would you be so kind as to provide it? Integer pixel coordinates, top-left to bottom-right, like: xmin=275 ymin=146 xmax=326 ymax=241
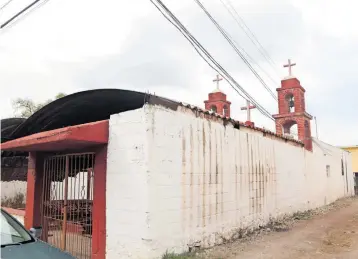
xmin=41 ymin=153 xmax=94 ymax=259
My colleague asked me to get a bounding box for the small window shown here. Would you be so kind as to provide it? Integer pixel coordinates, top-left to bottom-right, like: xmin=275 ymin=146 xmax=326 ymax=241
xmin=326 ymin=165 xmax=330 ymax=177
xmin=341 ymin=159 xmax=344 ymax=175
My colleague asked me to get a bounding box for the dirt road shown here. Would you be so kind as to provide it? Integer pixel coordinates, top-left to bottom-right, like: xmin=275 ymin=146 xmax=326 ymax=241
xmin=202 ymin=197 xmax=358 ymax=259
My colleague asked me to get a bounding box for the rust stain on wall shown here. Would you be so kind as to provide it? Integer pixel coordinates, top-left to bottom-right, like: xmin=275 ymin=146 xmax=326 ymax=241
xmin=257 ymin=138 xmax=265 ymax=215
xmin=234 ymin=133 xmax=238 ymax=220
xmin=250 ymin=136 xmax=255 ymax=215
xmin=220 ymin=130 xmax=224 ymax=217
xmin=255 ymin=136 xmax=261 ymax=215
xmin=202 ymin=122 xmax=206 ymax=227
xmin=215 ymin=129 xmax=218 ymax=222
xmin=181 ymin=129 xmax=186 ymax=231
xmin=255 ymin=162 xmax=258 ymax=214
xmin=197 ymin=121 xmax=201 ymax=228
xmin=239 ymin=134 xmax=243 ymax=227
xmin=259 ymin=161 xmax=263 ymax=213
xmin=208 ymin=122 xmax=212 ymax=224
xmin=261 ymin=160 xmax=265 ymax=213
xmin=240 ymin=164 xmax=243 ymax=227
xmin=272 ymin=144 xmax=278 ymax=209
xmin=189 ymin=124 xmax=194 ymax=228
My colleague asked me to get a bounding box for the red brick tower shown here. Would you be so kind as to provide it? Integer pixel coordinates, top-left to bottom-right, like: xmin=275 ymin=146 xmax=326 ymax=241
xmin=204 ymin=75 xmax=231 ymax=117
xmin=273 ymin=59 xmax=313 ymax=151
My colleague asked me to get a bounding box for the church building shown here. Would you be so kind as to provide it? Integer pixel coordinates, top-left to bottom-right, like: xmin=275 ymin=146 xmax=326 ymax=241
xmin=0 ymin=60 xmax=354 ymax=259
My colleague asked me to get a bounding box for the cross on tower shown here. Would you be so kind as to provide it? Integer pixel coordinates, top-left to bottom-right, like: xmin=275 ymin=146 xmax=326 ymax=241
xmin=283 ymin=59 xmax=296 ymax=76
xmin=213 ymin=74 xmax=223 ymax=91
xmin=240 ymin=100 xmax=256 ymax=122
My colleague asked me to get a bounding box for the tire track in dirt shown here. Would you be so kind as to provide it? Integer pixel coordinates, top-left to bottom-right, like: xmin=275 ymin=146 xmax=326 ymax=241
xmin=201 ymin=197 xmax=358 ymax=259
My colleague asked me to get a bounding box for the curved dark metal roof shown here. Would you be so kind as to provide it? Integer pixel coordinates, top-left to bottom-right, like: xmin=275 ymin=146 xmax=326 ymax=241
xmin=10 ymin=89 xmax=177 ymax=139
xmin=1 ymin=118 xmax=28 ymax=182
xmin=1 ymin=118 xmax=26 ymax=142
xmin=1 ymin=89 xmax=177 ymax=181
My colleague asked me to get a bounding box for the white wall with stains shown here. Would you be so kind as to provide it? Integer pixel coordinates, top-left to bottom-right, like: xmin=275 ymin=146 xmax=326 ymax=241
xmin=106 ymin=104 xmax=354 ymax=259
xmin=1 ymin=181 xmax=27 ymax=203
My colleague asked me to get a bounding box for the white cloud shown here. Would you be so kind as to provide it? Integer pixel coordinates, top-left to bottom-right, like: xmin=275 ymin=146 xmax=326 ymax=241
xmin=292 ymin=0 xmax=358 ymax=41
xmin=0 ymin=0 xmax=356 ymax=146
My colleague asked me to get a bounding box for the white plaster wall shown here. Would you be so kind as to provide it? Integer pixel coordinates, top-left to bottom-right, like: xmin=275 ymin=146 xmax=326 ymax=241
xmin=106 ymin=104 xmax=354 ymax=259
xmin=106 ymin=108 xmax=151 ymax=258
xmin=1 ymin=181 xmax=27 ymax=202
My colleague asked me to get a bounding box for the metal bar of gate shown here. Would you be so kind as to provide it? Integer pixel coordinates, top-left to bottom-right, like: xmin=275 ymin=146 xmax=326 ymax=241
xmin=61 ymin=155 xmax=69 ymax=250
xmin=41 ymin=152 xmax=95 ymax=259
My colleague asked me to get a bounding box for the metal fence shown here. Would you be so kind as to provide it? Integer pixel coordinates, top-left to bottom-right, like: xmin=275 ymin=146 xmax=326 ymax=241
xmin=41 ymin=153 xmax=94 ymax=259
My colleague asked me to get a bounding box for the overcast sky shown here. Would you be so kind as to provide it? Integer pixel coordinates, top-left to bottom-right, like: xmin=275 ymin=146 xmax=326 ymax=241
xmin=0 ymin=0 xmax=357 ymax=146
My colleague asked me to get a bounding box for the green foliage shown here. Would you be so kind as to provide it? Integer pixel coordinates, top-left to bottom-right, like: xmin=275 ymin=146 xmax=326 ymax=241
xmin=161 ymin=251 xmax=200 ymax=259
xmin=12 ymin=92 xmax=66 ymax=118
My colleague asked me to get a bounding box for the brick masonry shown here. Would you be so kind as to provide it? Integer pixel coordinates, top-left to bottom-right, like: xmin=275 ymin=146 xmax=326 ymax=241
xmin=204 ymin=91 xmax=231 ymax=118
xmin=273 ymin=77 xmax=313 ymax=151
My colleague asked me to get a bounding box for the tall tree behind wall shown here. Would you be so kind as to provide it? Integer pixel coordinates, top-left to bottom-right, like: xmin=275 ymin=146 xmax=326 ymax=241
xmin=12 ymin=92 xmax=66 ymax=118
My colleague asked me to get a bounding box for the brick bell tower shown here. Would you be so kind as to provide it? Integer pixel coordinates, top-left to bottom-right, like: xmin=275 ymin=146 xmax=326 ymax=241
xmin=273 ymin=59 xmax=313 ymax=151
xmin=204 ymin=75 xmax=231 ymax=117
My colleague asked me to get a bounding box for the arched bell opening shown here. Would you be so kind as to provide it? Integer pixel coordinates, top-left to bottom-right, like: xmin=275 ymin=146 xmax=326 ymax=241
xmin=282 ymin=119 xmax=298 ymax=140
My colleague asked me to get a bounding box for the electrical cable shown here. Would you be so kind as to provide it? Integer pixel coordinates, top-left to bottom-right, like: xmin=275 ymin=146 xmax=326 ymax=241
xmin=151 ymin=0 xmax=275 ymax=121
xmin=193 ymin=0 xmax=301 ymax=136
xmin=150 ymin=0 xmax=302 ymax=137
xmin=224 ymin=28 xmax=280 ymax=88
xmin=2 ymin=0 xmax=300 ymax=137
xmin=0 ymin=0 xmax=48 ymax=30
xmin=193 ymin=0 xmax=277 ymax=101
xmin=0 ymin=0 xmax=14 ymax=11
xmin=219 ymin=0 xmax=280 ymax=76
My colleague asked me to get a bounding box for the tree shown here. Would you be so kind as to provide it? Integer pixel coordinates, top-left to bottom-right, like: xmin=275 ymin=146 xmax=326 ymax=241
xmin=12 ymin=92 xmax=66 ymax=118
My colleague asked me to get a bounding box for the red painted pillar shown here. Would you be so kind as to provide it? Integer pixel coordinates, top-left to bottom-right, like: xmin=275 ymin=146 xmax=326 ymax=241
xmin=92 ymin=145 xmax=107 ymax=259
xmin=24 ymin=152 xmax=44 ymax=230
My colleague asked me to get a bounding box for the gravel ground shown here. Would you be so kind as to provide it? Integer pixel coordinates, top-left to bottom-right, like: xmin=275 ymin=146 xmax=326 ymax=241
xmin=197 ymin=196 xmax=358 ymax=259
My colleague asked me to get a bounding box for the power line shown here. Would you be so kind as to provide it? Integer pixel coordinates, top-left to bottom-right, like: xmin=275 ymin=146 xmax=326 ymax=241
xmin=2 ymin=0 xmax=297 ymax=137
xmin=150 ymin=0 xmax=270 ymax=118
xmin=150 ymin=0 xmax=274 ymax=120
xmin=0 ymin=0 xmax=44 ymax=29
xmin=192 ymin=1 xmax=298 ymax=134
xmin=193 ymin=0 xmax=278 ymax=101
xmin=225 ymin=30 xmax=280 ymax=87
xmin=150 ymin=0 xmax=301 ymax=136
xmin=219 ymin=0 xmax=280 ymax=76
xmin=0 ymin=0 xmax=14 ymax=11
xmin=149 ymin=0 xmax=247 ymax=103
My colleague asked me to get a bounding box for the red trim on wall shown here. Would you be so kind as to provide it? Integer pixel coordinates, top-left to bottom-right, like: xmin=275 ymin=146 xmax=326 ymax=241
xmin=1 ymin=120 xmax=109 ymax=152
xmin=92 ymin=145 xmax=107 ymax=259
